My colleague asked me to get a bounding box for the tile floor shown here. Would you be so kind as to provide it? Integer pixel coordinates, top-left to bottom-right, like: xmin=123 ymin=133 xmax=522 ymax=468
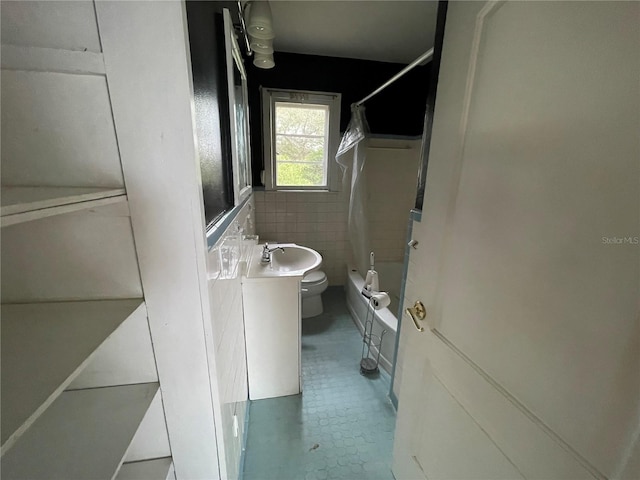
xmin=242 ymin=287 xmax=396 ymax=480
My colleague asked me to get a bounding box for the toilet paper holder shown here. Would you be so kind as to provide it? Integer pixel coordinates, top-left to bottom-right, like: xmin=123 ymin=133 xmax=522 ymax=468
xmin=405 ymin=300 xmax=426 ymax=332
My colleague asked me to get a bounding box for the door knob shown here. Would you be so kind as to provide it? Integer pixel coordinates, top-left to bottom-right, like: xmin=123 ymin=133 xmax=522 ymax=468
xmin=405 ymin=301 xmax=426 ymax=332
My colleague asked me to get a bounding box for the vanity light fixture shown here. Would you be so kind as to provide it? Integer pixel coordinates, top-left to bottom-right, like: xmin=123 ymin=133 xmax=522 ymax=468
xmin=237 ymin=0 xmax=276 ymax=69
xmin=250 ymin=37 xmax=274 ymax=55
xmin=246 ymin=1 xmax=275 ymax=40
xmin=253 ymin=52 xmax=275 ymax=69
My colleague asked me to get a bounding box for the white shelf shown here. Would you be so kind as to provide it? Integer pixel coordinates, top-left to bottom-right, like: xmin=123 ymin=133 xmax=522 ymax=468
xmin=1 ymin=383 xmax=159 ymax=480
xmin=1 ymin=186 xmax=126 ymax=227
xmin=116 ymin=457 xmax=173 ymax=480
xmin=1 ymin=299 xmax=144 ymax=453
xmin=1 ymin=44 xmax=106 ymax=76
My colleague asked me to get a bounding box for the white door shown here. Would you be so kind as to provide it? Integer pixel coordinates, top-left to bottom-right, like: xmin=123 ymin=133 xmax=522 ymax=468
xmin=393 ymin=2 xmax=639 ymax=479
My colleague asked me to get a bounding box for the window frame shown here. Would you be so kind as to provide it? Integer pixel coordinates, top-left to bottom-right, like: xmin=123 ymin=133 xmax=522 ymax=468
xmin=261 ymin=88 xmax=341 ymax=191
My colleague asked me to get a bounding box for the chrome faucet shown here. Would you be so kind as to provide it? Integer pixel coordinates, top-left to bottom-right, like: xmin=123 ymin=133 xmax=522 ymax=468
xmin=261 ymin=243 xmax=285 ymax=264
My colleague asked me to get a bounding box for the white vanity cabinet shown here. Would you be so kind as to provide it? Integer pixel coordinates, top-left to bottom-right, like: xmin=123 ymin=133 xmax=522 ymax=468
xmin=241 ymin=276 xmax=302 ymax=400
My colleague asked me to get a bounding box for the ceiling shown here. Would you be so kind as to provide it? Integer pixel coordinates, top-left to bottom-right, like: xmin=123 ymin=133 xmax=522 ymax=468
xmin=269 ymin=1 xmax=439 ymax=64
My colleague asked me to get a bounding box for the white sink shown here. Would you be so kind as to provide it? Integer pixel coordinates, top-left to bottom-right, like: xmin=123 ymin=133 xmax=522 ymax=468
xmin=246 ymin=243 xmax=322 ymax=278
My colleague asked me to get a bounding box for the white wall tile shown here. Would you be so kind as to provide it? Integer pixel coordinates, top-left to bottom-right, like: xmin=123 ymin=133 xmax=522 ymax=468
xmin=206 ymin=199 xmax=254 ymax=479
xmin=255 ymin=189 xmax=348 ymax=285
xmin=366 ymin=140 xmax=421 ymax=264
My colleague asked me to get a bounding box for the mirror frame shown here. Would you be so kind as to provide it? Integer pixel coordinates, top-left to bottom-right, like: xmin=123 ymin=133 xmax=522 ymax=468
xmin=223 ymin=9 xmax=252 ymax=205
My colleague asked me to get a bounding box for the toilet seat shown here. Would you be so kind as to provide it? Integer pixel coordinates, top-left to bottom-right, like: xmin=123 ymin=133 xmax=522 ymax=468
xmin=302 ymin=270 xmax=326 ymax=285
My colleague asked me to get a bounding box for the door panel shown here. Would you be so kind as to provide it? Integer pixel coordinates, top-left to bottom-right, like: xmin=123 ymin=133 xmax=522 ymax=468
xmin=436 ymin=1 xmax=639 ymax=473
xmin=414 ymin=363 xmax=524 ymax=480
xmin=394 ymin=2 xmax=639 ymax=479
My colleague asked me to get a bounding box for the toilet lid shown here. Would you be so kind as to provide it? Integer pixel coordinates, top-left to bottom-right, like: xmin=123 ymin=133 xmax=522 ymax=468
xmin=302 ymin=270 xmax=326 ymax=284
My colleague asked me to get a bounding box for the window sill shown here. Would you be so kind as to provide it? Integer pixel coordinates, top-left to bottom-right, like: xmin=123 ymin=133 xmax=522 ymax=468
xmin=274 ymin=189 xmax=335 ymax=193
xmin=254 ymin=186 xmax=340 ymax=194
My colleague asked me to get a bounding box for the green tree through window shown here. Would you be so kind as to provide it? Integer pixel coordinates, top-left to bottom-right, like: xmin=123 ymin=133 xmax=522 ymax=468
xmin=274 ymin=102 xmax=329 ymax=187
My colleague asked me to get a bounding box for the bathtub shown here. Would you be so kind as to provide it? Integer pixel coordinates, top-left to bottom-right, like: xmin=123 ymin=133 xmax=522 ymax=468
xmin=345 ymin=262 xmax=402 ymax=374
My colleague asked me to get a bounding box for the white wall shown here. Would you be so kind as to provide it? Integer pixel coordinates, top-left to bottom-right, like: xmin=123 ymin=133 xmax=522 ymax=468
xmin=95 ymin=2 xmax=222 ymax=478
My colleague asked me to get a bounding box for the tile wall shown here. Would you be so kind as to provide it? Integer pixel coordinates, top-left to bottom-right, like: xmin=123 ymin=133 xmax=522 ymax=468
xmin=366 ymin=138 xmax=422 ymax=263
xmin=254 ymin=138 xmax=421 ymax=285
xmin=253 ymin=190 xmax=349 ymax=285
xmin=206 ymin=198 xmax=256 ymax=480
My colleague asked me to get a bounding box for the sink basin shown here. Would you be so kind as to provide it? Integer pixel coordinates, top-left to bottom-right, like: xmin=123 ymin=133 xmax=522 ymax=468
xmin=270 ymin=244 xmax=321 ymax=273
xmin=246 ymin=243 xmax=322 ymax=278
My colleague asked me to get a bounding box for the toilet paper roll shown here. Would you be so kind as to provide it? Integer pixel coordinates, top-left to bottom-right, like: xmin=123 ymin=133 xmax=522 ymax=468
xmin=370 ymin=292 xmax=391 ymax=310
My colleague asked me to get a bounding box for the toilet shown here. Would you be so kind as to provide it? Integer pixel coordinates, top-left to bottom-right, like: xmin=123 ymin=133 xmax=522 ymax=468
xmin=301 ymin=270 xmax=329 ymax=318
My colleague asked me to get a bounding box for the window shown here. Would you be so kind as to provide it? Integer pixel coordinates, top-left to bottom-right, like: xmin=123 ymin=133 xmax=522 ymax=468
xmin=262 ymin=89 xmax=341 ymax=190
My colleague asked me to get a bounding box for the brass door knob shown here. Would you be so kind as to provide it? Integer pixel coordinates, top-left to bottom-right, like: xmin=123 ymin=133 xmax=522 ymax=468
xmin=405 ymin=300 xmax=426 ymax=332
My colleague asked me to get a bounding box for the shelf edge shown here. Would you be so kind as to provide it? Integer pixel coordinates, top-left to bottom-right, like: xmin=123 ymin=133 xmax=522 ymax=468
xmin=1 ymin=45 xmax=106 ymax=76
xmin=1 ymin=299 xmax=145 ymax=455
xmin=1 ymin=382 xmax=160 ymax=480
xmin=1 ymin=191 xmax=127 ymax=227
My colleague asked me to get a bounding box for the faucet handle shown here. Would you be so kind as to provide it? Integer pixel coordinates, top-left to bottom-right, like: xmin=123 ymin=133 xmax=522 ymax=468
xmin=260 ymin=243 xmax=271 ymax=264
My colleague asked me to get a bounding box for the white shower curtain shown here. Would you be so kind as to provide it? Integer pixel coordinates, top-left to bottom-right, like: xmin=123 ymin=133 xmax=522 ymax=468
xmin=336 ymin=104 xmax=371 ymax=277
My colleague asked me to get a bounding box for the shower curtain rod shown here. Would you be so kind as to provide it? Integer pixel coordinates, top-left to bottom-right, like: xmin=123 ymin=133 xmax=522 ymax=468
xmin=355 ymin=47 xmax=434 ymax=106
